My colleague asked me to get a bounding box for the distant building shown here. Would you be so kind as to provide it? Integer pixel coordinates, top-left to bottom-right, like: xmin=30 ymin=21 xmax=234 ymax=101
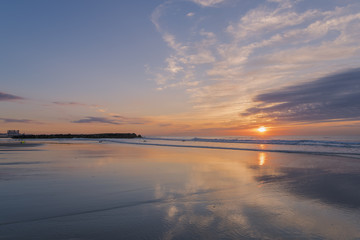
xmin=7 ymin=130 xmax=20 ymax=137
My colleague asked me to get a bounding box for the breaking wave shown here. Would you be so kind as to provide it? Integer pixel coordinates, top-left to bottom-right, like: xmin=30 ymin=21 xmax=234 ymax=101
xmin=103 ymin=136 xmax=360 ymax=158
xmin=144 ymin=137 xmax=360 ymax=148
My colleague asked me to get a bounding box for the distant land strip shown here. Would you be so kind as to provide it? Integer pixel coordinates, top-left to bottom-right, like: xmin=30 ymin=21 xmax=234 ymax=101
xmin=12 ymin=133 xmax=142 ymax=139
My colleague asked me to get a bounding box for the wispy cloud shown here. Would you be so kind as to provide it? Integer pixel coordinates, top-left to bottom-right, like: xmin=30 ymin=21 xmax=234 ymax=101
xmin=191 ymin=0 xmax=226 ymax=7
xmin=149 ymin=0 xmax=360 ymax=124
xmin=0 ymin=118 xmax=40 ymax=124
xmin=150 ymin=2 xmax=216 ymax=89
xmin=53 ymin=101 xmax=85 ymax=106
xmin=111 ymin=115 xmax=151 ymax=125
xmin=53 ymin=101 xmax=99 ymax=107
xmin=0 ymin=92 xmax=24 ymax=101
xmin=242 ymin=68 xmax=360 ymax=123
xmin=72 ymin=116 xmax=151 ymax=125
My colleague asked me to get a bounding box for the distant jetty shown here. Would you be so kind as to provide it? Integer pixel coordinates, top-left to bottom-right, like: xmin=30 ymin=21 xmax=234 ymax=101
xmin=12 ymin=133 xmax=142 ymax=139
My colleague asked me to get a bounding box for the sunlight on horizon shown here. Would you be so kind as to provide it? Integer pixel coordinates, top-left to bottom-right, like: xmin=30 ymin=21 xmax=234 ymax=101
xmin=257 ymin=126 xmax=267 ymax=133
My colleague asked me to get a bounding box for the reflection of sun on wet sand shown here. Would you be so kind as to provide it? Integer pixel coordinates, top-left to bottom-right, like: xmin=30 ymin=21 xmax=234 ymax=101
xmin=258 ymin=152 xmax=266 ymax=165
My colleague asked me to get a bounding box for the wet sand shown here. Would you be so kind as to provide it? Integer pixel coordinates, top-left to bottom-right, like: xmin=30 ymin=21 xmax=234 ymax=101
xmin=0 ymin=142 xmax=42 ymax=148
xmin=0 ymin=142 xmax=359 ymax=239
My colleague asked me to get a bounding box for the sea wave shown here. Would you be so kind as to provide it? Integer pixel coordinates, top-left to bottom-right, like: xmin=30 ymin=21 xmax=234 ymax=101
xmin=104 ymin=138 xmax=360 ymax=158
xmin=144 ymin=137 xmax=360 ymax=149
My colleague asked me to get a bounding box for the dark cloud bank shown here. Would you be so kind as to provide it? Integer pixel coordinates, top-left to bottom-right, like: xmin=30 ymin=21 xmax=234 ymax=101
xmin=0 ymin=92 xmax=23 ymax=101
xmin=72 ymin=117 xmax=119 ymax=125
xmin=53 ymin=101 xmax=84 ymax=106
xmin=72 ymin=116 xmax=149 ymax=125
xmin=243 ymin=68 xmax=360 ymax=122
xmin=0 ymin=118 xmax=37 ymax=124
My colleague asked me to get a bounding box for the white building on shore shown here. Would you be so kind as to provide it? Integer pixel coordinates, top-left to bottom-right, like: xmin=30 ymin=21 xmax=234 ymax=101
xmin=7 ymin=130 xmax=20 ymax=136
xmin=0 ymin=130 xmax=21 ymax=138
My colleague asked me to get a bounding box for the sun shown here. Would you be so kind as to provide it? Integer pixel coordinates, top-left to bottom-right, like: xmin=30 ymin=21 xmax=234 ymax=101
xmin=257 ymin=126 xmax=267 ymax=133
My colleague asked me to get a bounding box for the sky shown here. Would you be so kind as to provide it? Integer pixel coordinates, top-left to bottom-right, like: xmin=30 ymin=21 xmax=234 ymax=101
xmin=1 ymin=0 xmax=360 ymax=136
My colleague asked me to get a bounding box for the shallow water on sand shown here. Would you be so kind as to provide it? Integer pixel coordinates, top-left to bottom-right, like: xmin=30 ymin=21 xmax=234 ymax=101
xmin=0 ymin=142 xmax=360 ymax=239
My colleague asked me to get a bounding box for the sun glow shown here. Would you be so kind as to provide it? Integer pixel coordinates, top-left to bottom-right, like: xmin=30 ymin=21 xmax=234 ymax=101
xmin=257 ymin=126 xmax=267 ymax=133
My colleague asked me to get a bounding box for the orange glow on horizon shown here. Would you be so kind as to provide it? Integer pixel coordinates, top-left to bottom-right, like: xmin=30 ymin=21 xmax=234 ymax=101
xmin=257 ymin=126 xmax=267 ymax=133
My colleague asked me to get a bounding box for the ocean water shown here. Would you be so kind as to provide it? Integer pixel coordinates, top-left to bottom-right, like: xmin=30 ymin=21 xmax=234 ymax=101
xmin=0 ymin=136 xmax=360 ymax=239
xmin=106 ymin=135 xmax=360 ymax=158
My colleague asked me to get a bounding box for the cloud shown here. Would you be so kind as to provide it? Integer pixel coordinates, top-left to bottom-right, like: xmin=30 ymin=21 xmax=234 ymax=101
xmin=150 ymin=3 xmax=217 ymax=88
xmin=0 ymin=92 xmax=24 ymax=101
xmin=52 ymin=101 xmax=99 ymax=108
xmin=242 ymin=68 xmax=360 ymax=123
xmin=72 ymin=117 xmax=120 ymax=125
xmin=72 ymin=116 xmax=151 ymax=125
xmin=191 ymin=0 xmax=226 ymax=7
xmin=0 ymin=118 xmax=39 ymax=124
xmin=53 ymin=101 xmax=85 ymax=106
xmin=111 ymin=115 xmax=151 ymax=125
xmin=150 ymin=0 xmax=360 ymax=123
xmin=226 ymin=5 xmax=320 ymax=40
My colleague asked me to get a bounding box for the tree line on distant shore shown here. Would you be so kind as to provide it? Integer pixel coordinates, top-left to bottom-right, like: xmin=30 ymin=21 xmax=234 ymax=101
xmin=12 ymin=133 xmax=142 ymax=139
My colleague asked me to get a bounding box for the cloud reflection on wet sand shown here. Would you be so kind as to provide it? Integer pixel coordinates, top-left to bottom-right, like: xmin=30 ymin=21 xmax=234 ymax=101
xmin=0 ymin=143 xmax=359 ymax=239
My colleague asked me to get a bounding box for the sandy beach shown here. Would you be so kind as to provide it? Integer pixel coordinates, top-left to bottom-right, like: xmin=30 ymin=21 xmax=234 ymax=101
xmin=0 ymin=140 xmax=359 ymax=239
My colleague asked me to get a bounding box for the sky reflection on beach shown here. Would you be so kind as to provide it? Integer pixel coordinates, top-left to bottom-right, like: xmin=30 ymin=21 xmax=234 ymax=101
xmin=0 ymin=142 xmax=359 ymax=239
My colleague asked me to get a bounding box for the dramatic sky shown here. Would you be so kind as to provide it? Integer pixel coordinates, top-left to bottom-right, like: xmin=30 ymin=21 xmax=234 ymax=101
xmin=1 ymin=0 xmax=360 ymax=136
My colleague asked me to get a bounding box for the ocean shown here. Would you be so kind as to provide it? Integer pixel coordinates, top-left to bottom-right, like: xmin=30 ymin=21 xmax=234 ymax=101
xmin=107 ymin=135 xmax=360 ymax=158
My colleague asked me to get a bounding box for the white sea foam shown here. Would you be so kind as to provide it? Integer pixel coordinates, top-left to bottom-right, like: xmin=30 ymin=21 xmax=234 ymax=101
xmin=145 ymin=137 xmax=360 ymax=148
